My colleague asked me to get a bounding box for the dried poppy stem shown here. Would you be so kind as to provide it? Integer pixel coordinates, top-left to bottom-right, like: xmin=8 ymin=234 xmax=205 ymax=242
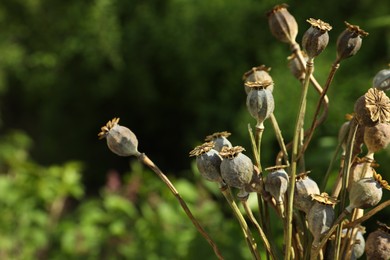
xmin=137 ymin=153 xmax=225 ymax=260
xmin=219 ymin=185 xmax=261 ymax=260
xmin=286 ymin=57 xmax=314 ymax=260
xmin=240 ymin=195 xmax=278 ymax=260
xmin=343 ymin=200 xmax=390 ymax=228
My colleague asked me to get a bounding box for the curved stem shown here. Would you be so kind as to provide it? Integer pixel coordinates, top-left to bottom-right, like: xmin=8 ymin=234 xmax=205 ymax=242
xmin=138 ymin=153 xmax=224 ymax=260
xmin=300 ymin=62 xmax=340 ymax=157
xmin=285 ymin=58 xmax=314 ymax=260
xmin=220 ymin=186 xmax=261 ymax=260
xmin=270 ymin=113 xmax=290 ymax=166
xmin=344 ymin=200 xmax=390 ymax=228
xmin=241 ymin=196 xmax=278 ymax=260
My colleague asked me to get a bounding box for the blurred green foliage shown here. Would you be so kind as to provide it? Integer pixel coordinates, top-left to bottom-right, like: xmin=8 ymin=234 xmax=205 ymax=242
xmin=0 ymin=0 xmax=389 ymax=258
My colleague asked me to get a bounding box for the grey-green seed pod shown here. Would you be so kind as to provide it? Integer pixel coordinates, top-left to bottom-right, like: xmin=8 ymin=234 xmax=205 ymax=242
xmin=267 ymin=4 xmax=298 ymax=45
xmin=354 ymin=88 xmax=390 ymax=127
xmin=336 ymin=21 xmax=368 ymax=62
xmin=347 ymin=174 xmax=384 ymax=213
xmin=365 ymin=222 xmax=390 ymax=260
xmin=351 ymin=229 xmax=365 ymax=260
xmin=364 ymin=123 xmax=390 ymax=153
xmin=219 ymin=146 xmax=253 ymax=189
xmin=302 ymin=18 xmax=332 ymax=59
xmin=265 ymin=169 xmax=289 ymax=205
xmin=189 ymin=141 xmax=223 ymax=183
xmin=294 ymin=172 xmax=320 ymax=214
xmin=98 ymin=117 xmax=140 ymax=157
xmin=204 ymin=131 xmax=232 ymax=152
xmin=307 ymin=193 xmax=336 ymax=245
xmin=246 ymin=88 xmax=275 ymax=128
xmin=373 ymin=68 xmax=390 ymax=91
xmin=243 ymin=65 xmax=274 ymax=94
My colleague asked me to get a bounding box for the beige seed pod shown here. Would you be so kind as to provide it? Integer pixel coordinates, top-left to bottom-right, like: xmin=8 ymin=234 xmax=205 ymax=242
xmin=287 ymin=51 xmax=309 ymax=81
xmin=246 ymin=87 xmax=275 ymax=129
xmin=267 ymin=4 xmax=298 ymax=45
xmin=364 ymin=123 xmax=390 ymax=153
xmin=346 ymin=171 xmax=389 ymax=213
xmin=98 ymin=118 xmax=140 ymax=157
xmin=365 ymin=222 xmax=390 ymax=260
xmin=354 ymin=88 xmax=390 ymax=127
xmin=348 ymin=158 xmax=375 ymax=191
xmin=336 ymin=21 xmax=368 ymax=62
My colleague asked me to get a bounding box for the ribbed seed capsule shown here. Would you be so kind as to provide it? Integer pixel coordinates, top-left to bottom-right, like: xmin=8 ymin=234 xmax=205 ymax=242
xmin=246 ymin=87 xmax=275 ymax=128
xmin=302 ymin=18 xmax=332 ymax=59
xmin=365 ymin=222 xmax=390 ymax=260
xmin=346 ymin=171 xmax=389 ymax=213
xmin=294 ymin=172 xmax=320 ymax=214
xmin=336 ymin=21 xmax=368 ymax=62
xmin=267 ymin=4 xmax=298 ymax=45
xmin=219 ymin=146 xmax=253 ymax=189
xmin=354 ymin=88 xmax=390 ymax=127
xmin=351 ymin=228 xmax=366 ymax=260
xmin=364 ymin=123 xmax=390 ymax=153
xmin=98 ymin=118 xmax=140 ymax=157
xmin=307 ymin=193 xmax=337 ymax=246
xmin=265 ymin=168 xmax=289 ymax=205
xmin=243 ymin=65 xmax=274 ymax=94
xmin=189 ymin=141 xmax=223 ymax=183
xmin=373 ymin=67 xmax=390 ymax=91
xmin=204 ymin=131 xmax=232 ymax=152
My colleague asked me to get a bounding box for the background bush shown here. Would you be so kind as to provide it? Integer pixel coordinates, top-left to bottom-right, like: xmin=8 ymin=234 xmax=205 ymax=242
xmin=0 ymin=0 xmax=389 ymax=258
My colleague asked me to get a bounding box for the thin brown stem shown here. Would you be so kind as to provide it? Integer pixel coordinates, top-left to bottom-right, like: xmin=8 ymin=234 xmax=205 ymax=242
xmin=137 ymin=153 xmax=224 ymax=260
xmin=344 ymin=200 xmax=390 ymax=228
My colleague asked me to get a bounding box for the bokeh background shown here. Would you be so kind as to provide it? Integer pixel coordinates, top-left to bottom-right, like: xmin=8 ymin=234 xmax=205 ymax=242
xmin=0 ymin=0 xmax=389 ymax=259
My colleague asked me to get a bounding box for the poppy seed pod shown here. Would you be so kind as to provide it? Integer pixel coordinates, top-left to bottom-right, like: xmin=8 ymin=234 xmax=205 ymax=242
xmin=189 ymin=141 xmax=223 ymax=183
xmin=288 ymin=51 xmax=308 ymax=81
xmin=364 ymin=123 xmax=390 ymax=153
xmin=264 ymin=168 xmax=289 ymax=205
xmin=348 ymin=158 xmax=375 ymax=191
xmin=308 ymin=193 xmax=337 ymax=246
xmin=336 ymin=21 xmax=368 ymax=62
xmin=246 ymin=87 xmax=275 ymax=128
xmin=373 ymin=68 xmax=390 ymax=91
xmin=98 ymin=118 xmax=140 ymax=157
xmin=365 ymin=222 xmax=390 ymax=260
xmin=204 ymin=131 xmax=232 ymax=152
xmin=294 ymin=172 xmax=320 ymax=214
xmin=243 ymin=65 xmax=274 ymax=94
xmin=350 ymin=228 xmax=366 ymax=260
xmin=354 ymin=88 xmax=390 ymax=127
xmin=346 ymin=171 xmax=389 ymax=213
xmin=219 ymin=146 xmax=253 ymax=189
xmin=302 ymin=18 xmax=332 ymax=59
xmin=267 ymin=4 xmax=298 ymax=45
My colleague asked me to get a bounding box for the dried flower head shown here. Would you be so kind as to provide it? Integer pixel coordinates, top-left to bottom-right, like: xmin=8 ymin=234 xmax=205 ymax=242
xmin=243 ymin=65 xmax=274 ymax=93
xmin=204 ymin=131 xmax=232 ymax=152
xmin=302 ymin=18 xmax=332 ymax=59
xmin=189 ymin=141 xmax=215 ymax=157
xmin=311 ymin=192 xmax=338 ymax=205
xmin=365 ymin=221 xmax=390 ymax=259
xmin=246 ymin=87 xmax=275 ymax=128
xmin=336 ymin=21 xmax=368 ymax=62
xmin=219 ymin=146 xmax=245 ymax=159
xmin=98 ymin=117 xmax=140 ymax=157
xmin=267 ymin=4 xmax=298 ymax=45
xmin=355 ymin=88 xmax=390 ymax=127
xmin=205 ymin=131 xmax=231 ymax=141
xmin=374 ymin=171 xmax=390 ymax=190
